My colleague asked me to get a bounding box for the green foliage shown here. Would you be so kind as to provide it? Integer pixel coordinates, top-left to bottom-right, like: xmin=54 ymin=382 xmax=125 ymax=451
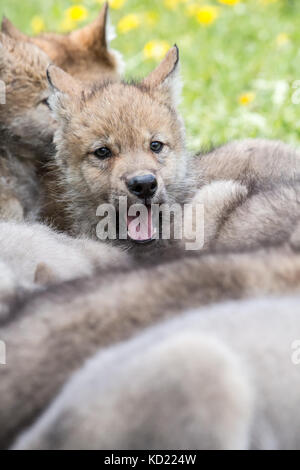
xmin=1 ymin=0 xmax=300 ymax=151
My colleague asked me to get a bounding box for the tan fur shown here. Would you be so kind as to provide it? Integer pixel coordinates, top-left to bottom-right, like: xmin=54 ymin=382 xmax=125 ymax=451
xmin=43 ymin=47 xmax=300 ymax=252
xmin=0 ymin=156 xmax=24 ymax=221
xmin=34 ymin=263 xmax=58 ymax=286
xmin=0 ymin=193 xmax=24 ymax=222
xmin=0 ymin=33 xmax=54 ymax=220
xmin=0 ymin=149 xmax=43 ymax=221
xmin=43 ymin=47 xmax=191 ymax=239
xmin=1 ymin=4 xmax=122 ymax=82
xmin=1 ymin=36 xmax=300 ymax=250
xmin=0 ymin=4 xmax=122 ymax=222
xmin=0 ymin=33 xmax=54 ymax=151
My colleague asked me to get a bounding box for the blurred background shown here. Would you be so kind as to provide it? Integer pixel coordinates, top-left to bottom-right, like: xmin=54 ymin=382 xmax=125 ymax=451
xmin=0 ymin=0 xmax=299 ymax=151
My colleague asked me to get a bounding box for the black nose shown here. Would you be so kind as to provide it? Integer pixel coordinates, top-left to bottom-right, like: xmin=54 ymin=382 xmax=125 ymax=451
xmin=126 ymin=174 xmax=158 ymax=199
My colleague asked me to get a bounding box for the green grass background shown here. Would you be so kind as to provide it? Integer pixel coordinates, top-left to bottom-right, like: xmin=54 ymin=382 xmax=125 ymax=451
xmin=0 ymin=0 xmax=300 ymax=151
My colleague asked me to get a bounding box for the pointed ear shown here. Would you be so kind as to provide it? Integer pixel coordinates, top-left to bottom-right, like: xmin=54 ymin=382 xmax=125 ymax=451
xmin=70 ymin=2 xmax=110 ymax=51
xmin=1 ymin=16 xmax=28 ymax=41
xmin=142 ymin=45 xmax=181 ymax=106
xmin=47 ymin=64 xmax=84 ymax=120
xmin=0 ymin=31 xmax=6 ymax=53
xmin=47 ymin=64 xmax=83 ymax=96
xmin=0 ymin=32 xmax=13 ymax=62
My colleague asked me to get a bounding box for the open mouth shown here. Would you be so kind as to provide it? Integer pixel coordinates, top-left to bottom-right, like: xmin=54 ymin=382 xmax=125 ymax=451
xmin=127 ymin=206 xmax=156 ymax=243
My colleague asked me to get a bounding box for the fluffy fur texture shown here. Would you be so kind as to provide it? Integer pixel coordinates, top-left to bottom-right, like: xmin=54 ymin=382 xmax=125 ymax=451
xmin=1 ymin=3 xmax=123 ymax=81
xmin=0 ymin=33 xmax=54 ymax=154
xmin=0 ymin=4 xmax=122 ymax=222
xmin=1 ymin=33 xmax=299 ymax=252
xmin=1 ymin=26 xmax=300 ymax=453
xmin=184 ymin=180 xmax=249 ymax=249
xmin=0 ymin=260 xmax=17 ymax=323
xmin=2 ymin=232 xmax=300 ymax=447
xmin=0 ymin=151 xmax=42 ymax=222
xmin=0 ymin=220 xmax=130 ymax=321
xmin=182 ymin=137 xmax=300 ymax=251
xmin=43 ymin=45 xmax=300 ymax=253
xmin=195 ymin=138 xmax=300 ymax=188
xmin=43 ymin=46 xmax=192 ymax=240
xmin=12 ymin=295 xmax=300 ymax=450
xmin=186 ymin=177 xmax=300 ymax=251
xmin=0 ymin=33 xmax=54 ymax=220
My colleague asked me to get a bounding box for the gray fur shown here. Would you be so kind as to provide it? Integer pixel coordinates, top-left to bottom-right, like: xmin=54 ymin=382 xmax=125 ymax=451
xmin=13 ymin=296 xmax=300 ymax=450
xmin=2 ymin=233 xmax=300 ymax=447
xmin=0 ymin=220 xmax=130 ymax=321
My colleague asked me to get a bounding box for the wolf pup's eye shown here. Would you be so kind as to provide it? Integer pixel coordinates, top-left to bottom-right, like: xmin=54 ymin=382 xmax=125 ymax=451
xmin=94 ymin=147 xmax=112 ymax=159
xmin=150 ymin=141 xmax=164 ymax=154
xmin=40 ymin=98 xmax=51 ymax=109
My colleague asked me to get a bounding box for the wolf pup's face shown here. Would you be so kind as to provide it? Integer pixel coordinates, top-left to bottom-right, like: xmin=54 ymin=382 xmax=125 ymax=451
xmin=0 ymin=33 xmax=56 ymax=158
xmin=2 ymin=3 xmax=123 ymax=83
xmin=47 ymin=47 xmax=189 ymax=243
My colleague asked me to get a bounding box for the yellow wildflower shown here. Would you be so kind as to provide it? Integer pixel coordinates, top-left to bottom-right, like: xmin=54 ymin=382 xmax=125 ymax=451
xmin=65 ymin=5 xmax=88 ymax=23
xmin=238 ymin=92 xmax=255 ymax=106
xmin=97 ymin=0 xmax=126 ymax=9
xmin=144 ymin=40 xmax=171 ymax=61
xmin=218 ymin=0 xmax=240 ymax=5
xmin=276 ymin=33 xmax=290 ymax=47
xmin=30 ymin=16 xmax=45 ymax=35
xmin=118 ymin=14 xmax=140 ymax=34
xmin=196 ymin=6 xmax=219 ymax=26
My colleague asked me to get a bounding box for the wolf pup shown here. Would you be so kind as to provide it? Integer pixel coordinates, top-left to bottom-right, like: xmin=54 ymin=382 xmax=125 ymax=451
xmin=0 ymin=3 xmax=121 ymax=221
xmin=188 ymin=139 xmax=300 ymax=251
xmin=44 ymin=46 xmax=193 ymax=243
xmin=1 ymin=3 xmax=123 ymax=82
xmin=0 ymin=33 xmax=55 ymax=220
xmin=184 ymin=176 xmax=300 ymax=251
xmin=44 ymin=45 xmax=300 ymax=252
xmin=13 ymin=295 xmax=300 ymax=450
xmin=2 ymin=229 xmax=300 ymax=447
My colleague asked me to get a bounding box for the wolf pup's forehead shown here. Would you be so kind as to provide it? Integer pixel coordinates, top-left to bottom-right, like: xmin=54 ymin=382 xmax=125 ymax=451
xmin=46 ymin=46 xmax=181 ymax=119
xmin=0 ymin=32 xmax=50 ymax=85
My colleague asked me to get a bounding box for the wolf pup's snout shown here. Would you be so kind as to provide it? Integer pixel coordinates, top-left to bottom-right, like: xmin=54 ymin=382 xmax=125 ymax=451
xmin=126 ymin=174 xmax=158 ymax=200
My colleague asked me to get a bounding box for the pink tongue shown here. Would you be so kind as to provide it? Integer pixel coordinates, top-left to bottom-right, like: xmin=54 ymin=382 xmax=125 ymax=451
xmin=127 ymin=207 xmax=154 ymax=241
